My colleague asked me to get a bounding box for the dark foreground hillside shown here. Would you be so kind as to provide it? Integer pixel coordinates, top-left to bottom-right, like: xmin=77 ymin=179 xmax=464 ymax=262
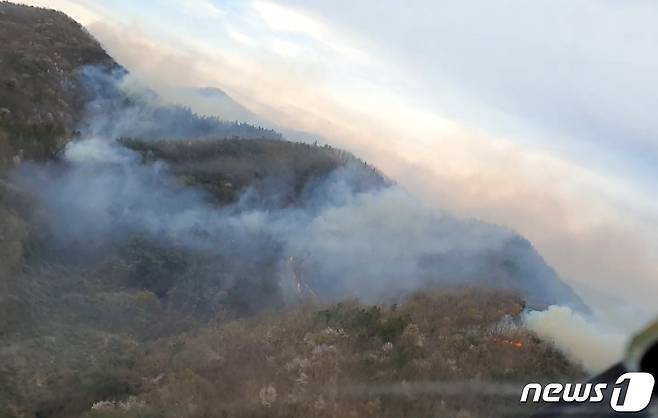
xmin=0 ymin=1 xmax=281 ymax=173
xmin=0 ymin=3 xmax=587 ymax=418
xmin=0 ymin=0 xmax=117 ymax=170
xmin=0 ymin=288 xmax=583 ymax=418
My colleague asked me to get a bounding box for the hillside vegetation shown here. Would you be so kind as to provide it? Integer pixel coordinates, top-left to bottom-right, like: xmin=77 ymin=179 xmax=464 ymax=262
xmin=0 ymin=1 xmax=282 ymax=173
xmin=122 ymin=138 xmax=387 ymax=205
xmin=1 ymin=288 xmax=583 ymax=418
xmin=0 ymin=1 xmax=117 ymax=170
xmin=0 ymin=3 xmax=587 ymax=418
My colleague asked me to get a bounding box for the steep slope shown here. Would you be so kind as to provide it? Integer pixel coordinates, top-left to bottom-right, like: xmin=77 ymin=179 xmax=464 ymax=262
xmin=0 ymin=1 xmax=117 ymax=170
xmin=0 ymin=1 xmax=588 ymax=324
xmin=0 ymin=1 xmax=283 ymax=173
xmin=0 ymin=3 xmax=588 ymax=418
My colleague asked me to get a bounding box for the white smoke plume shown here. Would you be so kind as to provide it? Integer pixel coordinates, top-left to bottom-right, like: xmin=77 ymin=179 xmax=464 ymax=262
xmin=524 ymin=305 xmax=626 ymax=373
xmin=11 ymin=65 xmax=587 ymax=315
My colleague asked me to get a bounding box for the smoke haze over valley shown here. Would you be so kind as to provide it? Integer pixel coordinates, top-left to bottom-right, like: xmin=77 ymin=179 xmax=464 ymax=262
xmin=12 ymin=64 xmax=584 ymax=311
xmin=20 ymin=0 xmax=658 ymax=331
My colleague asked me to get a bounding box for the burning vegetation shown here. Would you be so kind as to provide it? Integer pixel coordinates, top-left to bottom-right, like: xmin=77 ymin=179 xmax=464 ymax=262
xmin=73 ymin=289 xmax=583 ymax=418
xmin=0 ymin=3 xmax=590 ymax=418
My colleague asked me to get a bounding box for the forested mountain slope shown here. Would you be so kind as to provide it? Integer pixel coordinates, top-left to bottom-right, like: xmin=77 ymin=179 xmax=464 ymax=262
xmin=0 ymin=3 xmax=586 ymax=417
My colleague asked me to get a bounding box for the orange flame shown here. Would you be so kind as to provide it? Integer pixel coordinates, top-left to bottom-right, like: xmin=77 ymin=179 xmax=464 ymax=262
xmin=490 ymin=336 xmax=523 ymax=349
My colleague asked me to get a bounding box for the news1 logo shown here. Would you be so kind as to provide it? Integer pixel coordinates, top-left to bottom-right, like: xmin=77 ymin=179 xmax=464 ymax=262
xmin=520 ymin=372 xmax=655 ymax=412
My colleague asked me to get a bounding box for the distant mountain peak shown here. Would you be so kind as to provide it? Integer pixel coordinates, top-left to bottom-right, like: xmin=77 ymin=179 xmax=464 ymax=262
xmin=195 ymin=86 xmax=230 ymax=98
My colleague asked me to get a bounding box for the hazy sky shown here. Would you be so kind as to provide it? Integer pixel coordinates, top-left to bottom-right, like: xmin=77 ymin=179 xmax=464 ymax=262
xmin=22 ymin=0 xmax=658 ymax=328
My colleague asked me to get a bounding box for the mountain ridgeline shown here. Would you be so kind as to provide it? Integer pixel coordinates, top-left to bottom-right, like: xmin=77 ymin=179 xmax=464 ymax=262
xmin=0 ymin=3 xmax=586 ymax=418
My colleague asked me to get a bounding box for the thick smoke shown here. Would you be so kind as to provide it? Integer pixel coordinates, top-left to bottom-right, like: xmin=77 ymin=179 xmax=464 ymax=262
xmin=12 ymin=66 xmax=586 ymax=314
xmin=524 ymin=306 xmax=626 ymax=373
